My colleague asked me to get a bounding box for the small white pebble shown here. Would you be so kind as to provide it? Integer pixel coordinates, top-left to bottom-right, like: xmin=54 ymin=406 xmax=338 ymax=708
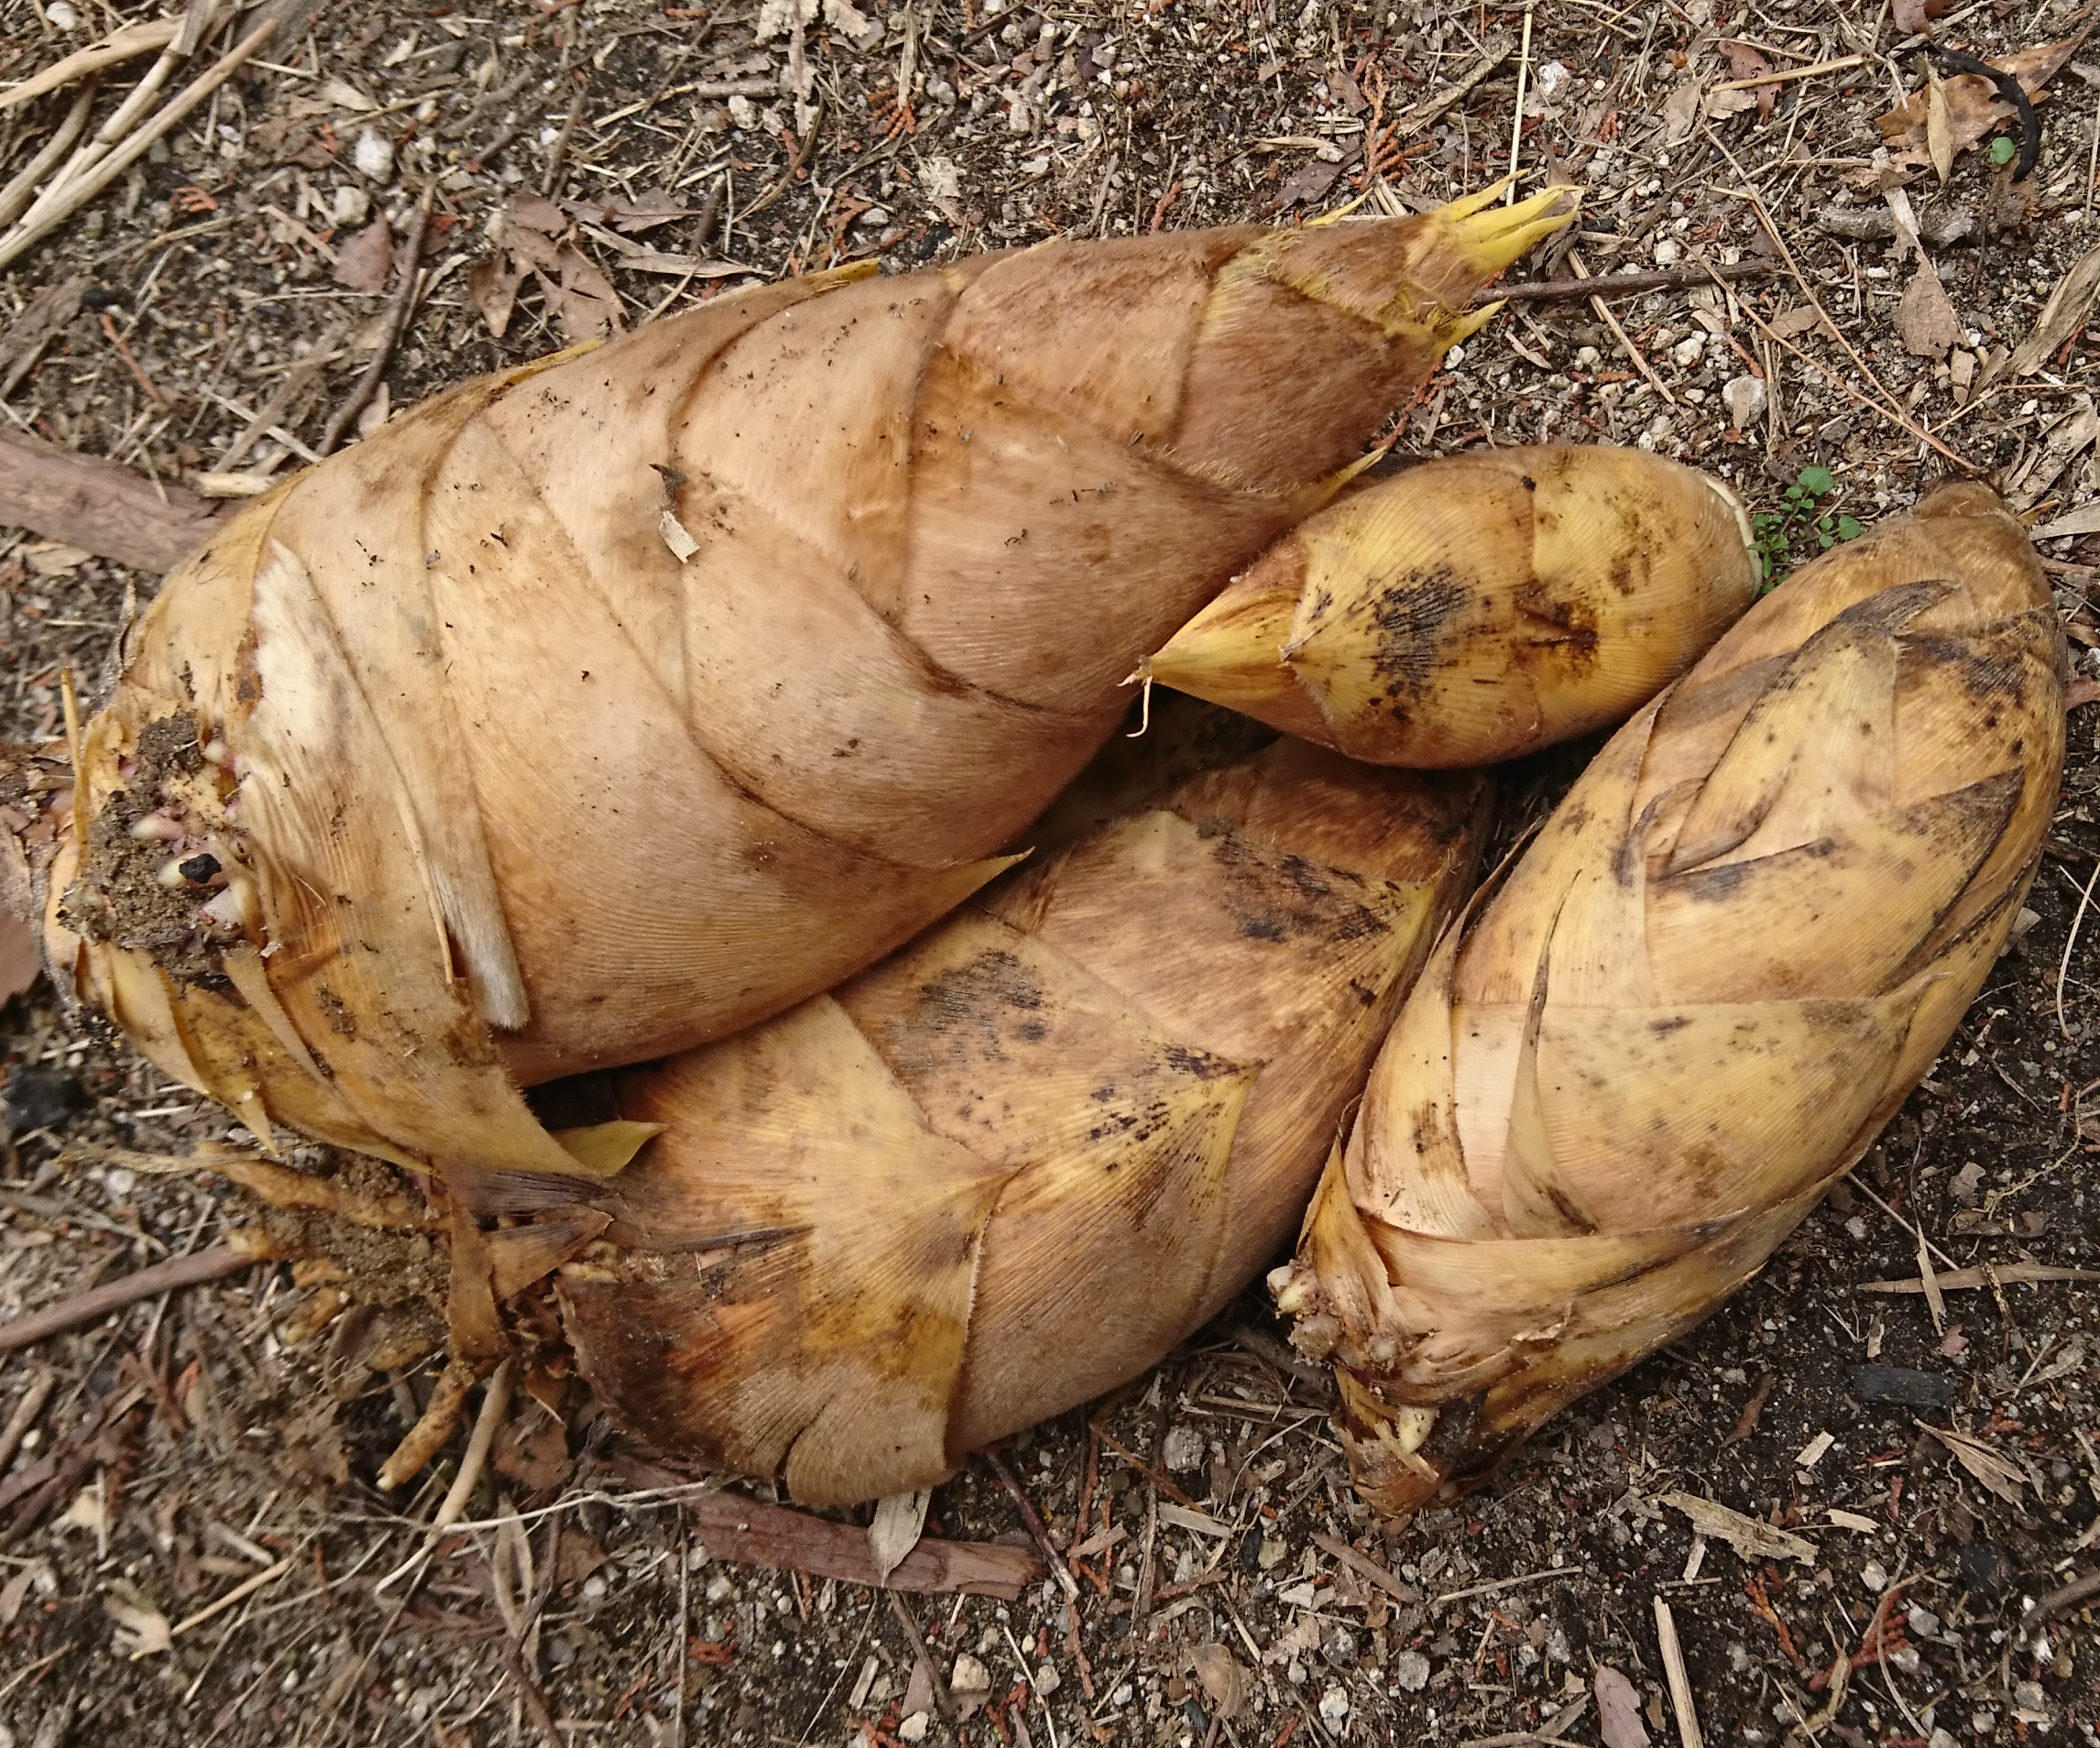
xmin=580 ymin=1574 xmax=607 ymax=1601
xmin=1670 ymin=333 xmax=1705 ymax=368
xmin=1318 ymin=1686 xmax=1350 ymax=1727
xmin=1654 ymin=237 xmax=1683 ymax=266
xmin=48 ymin=0 xmax=82 ymax=27
xmin=333 ymin=184 xmax=370 ymax=227
xmin=353 ymin=128 xmax=396 ymax=182
xmin=1162 ymin=1424 xmax=1205 ymax=1472
xmin=898 ymin=1713 xmax=930 ymax=1743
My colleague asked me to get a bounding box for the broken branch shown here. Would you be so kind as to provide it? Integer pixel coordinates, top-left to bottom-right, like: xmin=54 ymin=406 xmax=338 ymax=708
xmin=0 ymin=425 xmax=227 ymax=573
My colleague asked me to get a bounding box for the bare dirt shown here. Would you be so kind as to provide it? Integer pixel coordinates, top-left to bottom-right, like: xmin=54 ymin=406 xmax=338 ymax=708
xmin=3 ymin=1 xmax=2099 ymax=1745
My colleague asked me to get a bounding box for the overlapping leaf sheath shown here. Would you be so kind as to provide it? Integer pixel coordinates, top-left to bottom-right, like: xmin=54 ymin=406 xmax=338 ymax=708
xmin=31 ymin=187 xmax=1570 ymax=1185
xmin=1150 ymin=444 xmax=1758 ymax=765
xmin=1272 ymin=483 xmax=2066 ymax=1516
xmin=555 ymin=739 xmax=1490 ymax=1504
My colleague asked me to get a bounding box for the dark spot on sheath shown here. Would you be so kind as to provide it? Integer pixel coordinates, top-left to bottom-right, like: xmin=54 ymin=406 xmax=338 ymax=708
xmin=1367 ymin=570 xmax=1473 ymax=716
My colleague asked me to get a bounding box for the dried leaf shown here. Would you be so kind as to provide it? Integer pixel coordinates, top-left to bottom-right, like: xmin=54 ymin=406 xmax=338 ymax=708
xmin=1662 ymin=77 xmax=1702 ymax=145
xmin=504 ymin=192 xmax=570 ymax=236
xmin=567 ymin=187 xmax=691 ymax=234
xmin=0 ymin=1562 xmax=41 ymax=1626
xmin=1721 ymin=40 xmax=1777 ymax=120
xmin=465 ymin=256 xmax=525 ymax=341
xmin=1263 ymin=1615 xmax=1322 ymax=1666
xmin=104 ymin=1584 xmax=173 ymax=1658
xmin=317 ymin=75 xmax=375 ymax=112
xmin=1661 ymin=1492 xmax=1819 ymax=1565
xmin=492 ymin=1404 xmax=572 ymax=1492
xmin=61 ymin=1487 xmax=107 ymax=1535
xmin=333 ymin=218 xmax=393 ymax=292
xmin=546 ymin=246 xmax=624 ymax=343
xmin=1925 ymin=68 xmax=1955 ymax=183
xmin=2007 ymin=396 xmax=2099 ymax=509
xmin=0 ymin=912 xmax=39 ymax=1007
xmin=2003 ymin=239 xmax=2100 ymax=378
xmin=355 ymin=381 xmax=390 ymax=441
xmin=869 ymin=1487 xmax=933 ymax=1583
xmin=1593 ymin=1664 xmax=1651 ymax=1748
xmin=1878 ymin=37 xmax=2082 ymax=165
xmin=1275 ymin=153 xmax=1349 ymax=211
xmin=1895 ymin=260 xmax=1963 ymax=358
xmin=1920 ymin=1421 xmax=2036 ymax=1505
xmin=826 ymin=0 xmax=883 ymax=47
xmin=192 ymin=469 xmax=281 ymax=498
xmin=917 ymin=153 xmax=967 ymax=225
xmin=1892 ymin=0 xmax=1953 ymax=33
xmin=555 ymin=1530 xmax=607 ymax=1589
xmin=1190 ymin=1644 xmax=1250 ymax=1720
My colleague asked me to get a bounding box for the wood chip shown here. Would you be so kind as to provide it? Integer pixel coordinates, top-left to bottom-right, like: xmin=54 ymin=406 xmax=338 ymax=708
xmin=1660 ymin=1493 xmax=1818 ymax=1566
xmin=659 ymin=508 xmax=700 ymax=563
xmin=1157 ymin=1502 xmax=1232 ymax=1538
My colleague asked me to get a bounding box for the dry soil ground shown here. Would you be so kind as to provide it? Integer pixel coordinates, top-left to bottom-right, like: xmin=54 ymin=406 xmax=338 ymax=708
xmin=3 ymin=0 xmax=2100 ymax=1745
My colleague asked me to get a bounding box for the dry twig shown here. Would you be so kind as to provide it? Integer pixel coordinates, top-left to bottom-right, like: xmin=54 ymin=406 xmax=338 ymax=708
xmin=684 ymin=1490 xmax=1041 ymax=1597
xmin=1706 ymin=193 xmax=1975 ymax=472
xmin=317 ymin=187 xmax=436 ymax=458
xmin=0 ymin=1243 xmax=251 ymax=1356
xmin=1481 ymin=261 xmax=1772 ymax=304
xmin=0 ymin=17 xmax=278 ymax=277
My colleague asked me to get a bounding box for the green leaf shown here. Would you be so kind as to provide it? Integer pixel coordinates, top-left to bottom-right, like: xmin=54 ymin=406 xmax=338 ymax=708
xmin=1989 ymin=136 xmax=2018 ymax=167
xmin=1797 ymin=465 xmax=1836 ymax=495
xmin=1836 ymin=515 xmax=1863 ymax=541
